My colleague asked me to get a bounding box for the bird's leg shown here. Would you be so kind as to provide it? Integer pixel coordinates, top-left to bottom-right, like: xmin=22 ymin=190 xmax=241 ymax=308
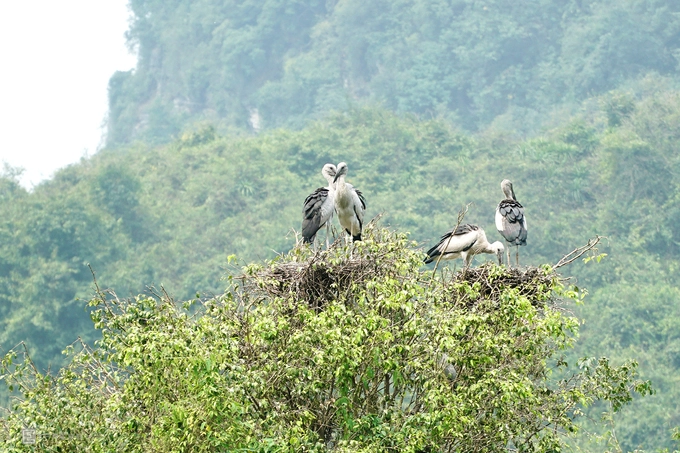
xmin=343 ymin=233 xmax=351 ymax=258
xmin=325 ymin=223 xmax=330 ymax=249
xmin=515 ymin=246 xmax=519 ymax=267
xmin=461 ymin=254 xmax=473 ymax=278
xmin=506 ymin=247 xmax=512 ymax=268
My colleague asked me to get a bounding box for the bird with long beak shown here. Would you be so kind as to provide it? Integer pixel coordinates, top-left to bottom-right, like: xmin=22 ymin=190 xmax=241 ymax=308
xmin=333 ymin=162 xmax=366 ymax=242
xmin=424 ymin=224 xmax=505 ymax=267
xmin=495 ymin=179 xmax=527 ymax=267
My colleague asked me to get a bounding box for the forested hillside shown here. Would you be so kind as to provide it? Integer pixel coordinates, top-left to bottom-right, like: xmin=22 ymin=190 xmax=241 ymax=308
xmin=2 ymin=0 xmax=680 ymax=450
xmin=3 ymin=84 xmax=680 ymax=449
xmin=108 ymin=0 xmax=680 ymax=144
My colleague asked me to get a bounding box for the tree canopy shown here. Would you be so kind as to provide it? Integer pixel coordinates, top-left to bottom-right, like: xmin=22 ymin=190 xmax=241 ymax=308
xmin=2 ymin=85 xmax=680 ymax=447
xmin=0 ymin=229 xmax=652 ymax=452
xmin=3 ymin=0 xmax=680 ymax=442
xmin=108 ymin=0 xmax=680 ymax=144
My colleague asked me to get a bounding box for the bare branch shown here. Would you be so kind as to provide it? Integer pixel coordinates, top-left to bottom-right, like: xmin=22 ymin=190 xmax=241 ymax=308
xmin=553 ymin=236 xmax=604 ymax=270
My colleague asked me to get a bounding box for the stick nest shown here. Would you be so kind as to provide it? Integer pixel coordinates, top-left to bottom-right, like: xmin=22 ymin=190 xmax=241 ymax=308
xmin=246 ymin=245 xmax=558 ymax=310
xmin=450 ymin=265 xmax=558 ymax=308
xmin=258 ymin=256 xmax=380 ymax=309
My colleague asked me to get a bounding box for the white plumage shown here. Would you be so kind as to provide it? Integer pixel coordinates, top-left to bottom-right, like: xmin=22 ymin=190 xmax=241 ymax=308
xmin=424 ymin=224 xmax=504 ymax=266
xmin=333 ymin=162 xmax=366 ymax=242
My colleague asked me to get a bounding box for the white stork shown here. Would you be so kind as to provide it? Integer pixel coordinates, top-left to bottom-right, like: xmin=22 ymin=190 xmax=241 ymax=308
xmin=302 ymin=163 xmax=337 ymax=246
xmin=495 ymin=179 xmax=527 ymax=266
xmin=333 ymin=162 xmax=366 ymax=242
xmin=424 ymin=224 xmax=504 ymax=266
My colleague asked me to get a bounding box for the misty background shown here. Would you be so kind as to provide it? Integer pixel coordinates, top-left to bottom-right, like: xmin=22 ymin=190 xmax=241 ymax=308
xmin=1 ymin=1 xmax=680 ymax=451
xmin=0 ymin=0 xmax=135 ymax=187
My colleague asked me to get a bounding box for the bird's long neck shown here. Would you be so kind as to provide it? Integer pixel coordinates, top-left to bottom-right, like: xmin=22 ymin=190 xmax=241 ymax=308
xmin=335 ymin=174 xmax=347 ymax=193
xmin=335 ymin=175 xmax=350 ymax=207
xmin=477 ymin=234 xmax=491 ymax=252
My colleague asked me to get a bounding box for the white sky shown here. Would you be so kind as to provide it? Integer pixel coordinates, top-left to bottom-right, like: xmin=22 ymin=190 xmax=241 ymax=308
xmin=0 ymin=1 xmax=137 ymax=188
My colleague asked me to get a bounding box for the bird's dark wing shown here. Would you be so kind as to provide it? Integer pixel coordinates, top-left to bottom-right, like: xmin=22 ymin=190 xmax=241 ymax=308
xmin=498 ymin=200 xmax=524 ymax=224
xmin=424 ymin=224 xmax=479 ymax=264
xmin=496 ymin=200 xmax=527 ymax=245
xmin=354 ymin=188 xmax=367 ymax=210
xmin=302 ymin=187 xmax=329 ymax=243
xmin=451 ymin=223 xmax=478 ymax=237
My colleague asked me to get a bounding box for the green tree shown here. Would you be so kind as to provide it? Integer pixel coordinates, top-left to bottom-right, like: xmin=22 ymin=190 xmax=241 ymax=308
xmin=0 ymin=228 xmax=651 ymax=452
xmin=107 ymin=0 xmax=680 ymax=143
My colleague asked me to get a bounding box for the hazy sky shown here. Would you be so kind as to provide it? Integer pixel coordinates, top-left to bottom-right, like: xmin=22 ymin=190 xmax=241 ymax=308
xmin=0 ymin=1 xmax=136 ymax=188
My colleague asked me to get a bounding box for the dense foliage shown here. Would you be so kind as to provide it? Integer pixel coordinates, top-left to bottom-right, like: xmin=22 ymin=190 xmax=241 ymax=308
xmin=0 ymin=229 xmax=652 ymax=452
xmin=3 ymin=0 xmax=680 ymax=449
xmin=108 ymin=0 xmax=680 ymax=144
xmin=4 ymin=84 xmax=680 ymax=449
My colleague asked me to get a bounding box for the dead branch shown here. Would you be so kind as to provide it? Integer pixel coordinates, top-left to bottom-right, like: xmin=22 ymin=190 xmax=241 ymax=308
xmin=552 ymin=236 xmax=603 ymax=270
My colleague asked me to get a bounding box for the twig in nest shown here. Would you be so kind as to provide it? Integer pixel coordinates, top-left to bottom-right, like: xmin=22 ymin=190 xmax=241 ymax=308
xmin=553 ymin=236 xmax=603 ymax=270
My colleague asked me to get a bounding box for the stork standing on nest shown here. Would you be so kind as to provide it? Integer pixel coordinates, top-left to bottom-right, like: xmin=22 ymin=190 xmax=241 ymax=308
xmin=333 ymin=162 xmax=366 ymax=242
xmin=424 ymin=224 xmax=504 ymax=266
xmin=495 ymin=179 xmax=527 ymax=266
xmin=302 ymin=163 xmax=337 ymax=247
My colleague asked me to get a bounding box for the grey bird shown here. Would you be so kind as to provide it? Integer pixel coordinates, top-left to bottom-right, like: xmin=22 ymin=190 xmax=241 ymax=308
xmin=302 ymin=163 xmax=337 ymax=246
xmin=495 ymin=179 xmax=527 ymax=266
xmin=424 ymin=224 xmax=504 ymax=266
xmin=333 ymin=162 xmax=366 ymax=242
